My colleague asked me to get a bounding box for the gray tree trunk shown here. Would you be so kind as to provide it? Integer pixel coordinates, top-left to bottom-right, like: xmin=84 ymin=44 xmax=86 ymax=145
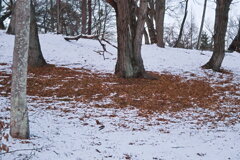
xmin=156 ymin=0 xmax=165 ymax=48
xmin=143 ymin=28 xmax=150 ymax=44
xmin=28 ymin=1 xmax=47 ymax=67
xmin=174 ymin=0 xmax=189 ymax=48
xmin=56 ymin=0 xmax=61 ymax=34
xmin=7 ymin=3 xmax=16 ymax=34
xmin=81 ymin=0 xmax=87 ymax=34
xmin=87 ymin=0 xmax=92 ymax=35
xmin=10 ymin=0 xmax=30 ymax=139
xmin=115 ymin=0 xmax=148 ymax=78
xmin=6 ymin=2 xmax=47 ymax=67
xmin=50 ymin=0 xmax=54 ymax=32
xmin=146 ymin=9 xmax=157 ymax=44
xmin=228 ymin=20 xmax=240 ymax=52
xmin=202 ymin=0 xmax=232 ymax=71
xmin=196 ymin=0 xmax=207 ymax=50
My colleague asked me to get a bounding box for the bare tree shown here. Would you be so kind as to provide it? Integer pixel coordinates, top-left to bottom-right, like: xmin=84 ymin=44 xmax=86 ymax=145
xmin=87 ymin=0 xmax=92 ymax=35
xmin=196 ymin=0 xmax=207 ymax=50
xmin=174 ymin=0 xmax=189 ymax=48
xmin=28 ymin=1 xmax=47 ymax=67
xmin=107 ymin=0 xmax=150 ymax=78
xmin=202 ymin=0 xmax=233 ymax=71
xmin=156 ymin=0 xmax=166 ymax=47
xmin=228 ymin=19 xmax=240 ymax=52
xmin=146 ymin=1 xmax=157 ymax=44
xmin=81 ymin=0 xmax=87 ymax=34
xmin=56 ymin=0 xmax=61 ymax=34
xmin=10 ymin=0 xmax=31 ymax=139
xmin=6 ymin=2 xmax=16 ymax=34
xmin=6 ymin=1 xmax=47 ymax=67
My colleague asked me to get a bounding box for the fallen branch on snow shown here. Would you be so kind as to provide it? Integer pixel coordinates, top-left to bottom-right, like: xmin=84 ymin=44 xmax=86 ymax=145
xmin=64 ymin=34 xmax=117 ymax=60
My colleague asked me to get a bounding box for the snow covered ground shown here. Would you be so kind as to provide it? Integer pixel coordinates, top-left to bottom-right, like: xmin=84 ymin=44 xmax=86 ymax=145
xmin=0 ymin=30 xmax=240 ymax=160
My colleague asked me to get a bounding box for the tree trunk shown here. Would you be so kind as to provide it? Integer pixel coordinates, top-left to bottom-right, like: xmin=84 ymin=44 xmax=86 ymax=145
xmin=143 ymin=28 xmax=150 ymax=44
xmin=28 ymin=1 xmax=47 ymax=67
xmin=115 ymin=0 xmax=148 ymax=78
xmin=81 ymin=0 xmax=87 ymax=34
xmin=6 ymin=1 xmax=47 ymax=67
xmin=156 ymin=0 xmax=165 ymax=48
xmin=0 ymin=0 xmax=3 ymax=29
xmin=146 ymin=10 xmax=157 ymax=44
xmin=174 ymin=0 xmax=189 ymax=48
xmin=7 ymin=3 xmax=16 ymax=34
xmin=87 ymin=0 xmax=92 ymax=35
xmin=56 ymin=0 xmax=61 ymax=34
xmin=10 ymin=0 xmax=30 ymax=139
xmin=202 ymin=0 xmax=232 ymax=71
xmin=197 ymin=0 xmax=207 ymax=50
xmin=50 ymin=0 xmax=54 ymax=32
xmin=0 ymin=0 xmax=2 ymax=16
xmin=228 ymin=20 xmax=240 ymax=52
xmin=0 ymin=11 xmax=12 ymax=30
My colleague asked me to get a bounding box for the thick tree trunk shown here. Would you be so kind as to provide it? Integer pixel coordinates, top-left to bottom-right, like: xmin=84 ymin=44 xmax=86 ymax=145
xmin=6 ymin=2 xmax=47 ymax=67
xmin=28 ymin=1 xmax=47 ymax=67
xmin=202 ymin=0 xmax=232 ymax=71
xmin=81 ymin=0 xmax=87 ymax=34
xmin=174 ymin=0 xmax=189 ymax=48
xmin=197 ymin=0 xmax=207 ymax=50
xmin=115 ymin=0 xmax=148 ymax=78
xmin=156 ymin=0 xmax=165 ymax=48
xmin=87 ymin=0 xmax=92 ymax=35
xmin=228 ymin=20 xmax=240 ymax=53
xmin=10 ymin=0 xmax=30 ymax=139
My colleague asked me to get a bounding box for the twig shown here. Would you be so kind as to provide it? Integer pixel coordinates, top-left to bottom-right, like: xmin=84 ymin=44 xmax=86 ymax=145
xmin=102 ymin=38 xmax=118 ymax=49
xmin=0 ymin=147 xmax=43 ymax=155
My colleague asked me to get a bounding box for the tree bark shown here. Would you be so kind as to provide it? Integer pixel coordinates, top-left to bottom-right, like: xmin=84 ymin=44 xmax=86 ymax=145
xmin=50 ymin=0 xmax=54 ymax=32
xmin=28 ymin=1 xmax=47 ymax=67
xmin=6 ymin=3 xmax=16 ymax=34
xmin=146 ymin=8 xmax=157 ymax=44
xmin=10 ymin=0 xmax=30 ymax=139
xmin=0 ymin=0 xmax=2 ymax=16
xmin=156 ymin=0 xmax=165 ymax=48
xmin=0 ymin=10 xmax=12 ymax=30
xmin=143 ymin=28 xmax=150 ymax=44
xmin=202 ymin=0 xmax=232 ymax=71
xmin=0 ymin=0 xmax=3 ymax=29
xmin=56 ymin=0 xmax=61 ymax=34
xmin=115 ymin=0 xmax=148 ymax=78
xmin=197 ymin=0 xmax=207 ymax=50
xmin=6 ymin=1 xmax=47 ymax=67
xmin=87 ymin=0 xmax=92 ymax=35
xmin=81 ymin=0 xmax=87 ymax=34
xmin=228 ymin=20 xmax=240 ymax=53
xmin=174 ymin=0 xmax=189 ymax=48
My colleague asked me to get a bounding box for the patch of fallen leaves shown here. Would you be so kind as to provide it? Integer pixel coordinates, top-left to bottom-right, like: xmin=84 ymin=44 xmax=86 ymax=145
xmin=0 ymin=65 xmax=239 ymax=126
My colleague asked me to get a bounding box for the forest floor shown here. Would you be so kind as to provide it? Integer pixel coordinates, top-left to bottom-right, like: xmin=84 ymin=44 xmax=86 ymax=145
xmin=0 ymin=31 xmax=240 ymax=160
